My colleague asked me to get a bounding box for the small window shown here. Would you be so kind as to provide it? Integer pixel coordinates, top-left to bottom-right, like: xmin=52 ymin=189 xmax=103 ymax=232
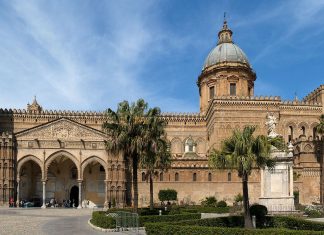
xmin=175 ymin=172 xmax=179 ymax=181
xmin=142 ymin=172 xmax=146 ymax=182
xmin=193 ymin=173 xmax=197 ymax=182
xmin=227 ymin=172 xmax=232 ymax=182
xmin=230 ymin=83 xmax=236 ymax=96
xmin=248 ymin=87 xmax=251 ymax=96
xmin=159 ymin=172 xmax=163 ymax=181
xmin=185 ymin=138 xmax=195 ymax=153
xmin=209 ymin=86 xmax=215 ymax=99
xmin=301 ymin=126 xmax=306 ymax=136
xmin=288 ymin=126 xmax=293 ymax=142
xmin=208 ymin=172 xmax=212 ymax=182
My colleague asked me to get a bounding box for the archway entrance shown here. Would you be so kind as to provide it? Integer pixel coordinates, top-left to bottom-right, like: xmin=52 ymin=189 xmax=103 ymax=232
xmin=47 ymin=155 xmax=78 ymax=206
xmin=83 ymin=161 xmax=106 ymax=207
xmin=70 ymin=185 xmax=79 ymax=207
xmin=19 ymin=160 xmax=42 ymax=207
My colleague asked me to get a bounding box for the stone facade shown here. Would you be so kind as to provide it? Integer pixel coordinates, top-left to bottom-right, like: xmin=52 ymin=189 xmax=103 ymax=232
xmin=0 ymin=20 xmax=323 ymax=208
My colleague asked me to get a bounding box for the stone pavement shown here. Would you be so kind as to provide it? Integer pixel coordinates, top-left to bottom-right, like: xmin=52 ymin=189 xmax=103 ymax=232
xmin=0 ymin=208 xmax=145 ymax=235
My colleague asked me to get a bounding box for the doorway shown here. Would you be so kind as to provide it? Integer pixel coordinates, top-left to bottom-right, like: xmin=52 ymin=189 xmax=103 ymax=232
xmin=70 ymin=185 xmax=79 ymax=207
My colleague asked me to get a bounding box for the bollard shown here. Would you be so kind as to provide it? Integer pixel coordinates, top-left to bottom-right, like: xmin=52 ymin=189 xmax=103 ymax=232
xmin=252 ymin=215 xmax=256 ymax=228
xmin=159 ymin=210 xmax=162 ymax=216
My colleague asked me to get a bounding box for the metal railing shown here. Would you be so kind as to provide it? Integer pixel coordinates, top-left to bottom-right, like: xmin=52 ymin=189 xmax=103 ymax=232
xmin=106 ymin=211 xmax=139 ymax=234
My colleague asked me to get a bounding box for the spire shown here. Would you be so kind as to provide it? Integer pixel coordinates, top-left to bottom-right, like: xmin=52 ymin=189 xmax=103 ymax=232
xmin=217 ymin=14 xmax=233 ymax=45
xmin=27 ymin=96 xmax=42 ymax=113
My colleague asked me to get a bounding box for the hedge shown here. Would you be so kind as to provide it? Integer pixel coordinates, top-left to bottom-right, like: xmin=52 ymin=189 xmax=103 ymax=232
xmin=91 ymin=211 xmax=116 ymax=229
xmin=139 ymin=213 xmax=201 ymax=226
xmin=145 ymin=224 xmax=324 ymax=235
xmin=266 ymin=216 xmax=324 ymax=231
xmin=171 ymin=215 xmax=244 ymax=227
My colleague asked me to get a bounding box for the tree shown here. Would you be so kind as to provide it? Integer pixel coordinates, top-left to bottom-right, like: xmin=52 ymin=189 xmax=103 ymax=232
xmin=141 ymin=107 xmax=171 ymax=210
xmin=102 ymin=99 xmax=148 ymax=212
xmin=158 ymin=189 xmax=177 ymax=204
xmin=209 ymin=126 xmax=283 ymax=228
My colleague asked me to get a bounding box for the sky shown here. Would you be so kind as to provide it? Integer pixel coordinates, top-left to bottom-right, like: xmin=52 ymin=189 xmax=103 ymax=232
xmin=0 ymin=0 xmax=323 ymax=113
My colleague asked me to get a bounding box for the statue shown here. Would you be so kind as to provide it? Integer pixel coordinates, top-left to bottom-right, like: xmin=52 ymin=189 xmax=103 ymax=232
xmin=266 ymin=112 xmax=279 ymax=138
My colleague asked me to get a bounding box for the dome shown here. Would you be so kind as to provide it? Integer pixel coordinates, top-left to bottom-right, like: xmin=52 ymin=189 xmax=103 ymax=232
xmin=203 ymin=43 xmax=250 ymax=70
xmin=202 ymin=20 xmax=250 ymax=70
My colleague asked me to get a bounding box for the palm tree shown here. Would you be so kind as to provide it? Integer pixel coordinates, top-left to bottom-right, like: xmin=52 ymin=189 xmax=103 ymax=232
xmin=209 ymin=126 xmax=283 ymax=228
xmin=102 ymin=99 xmax=148 ymax=212
xmin=316 ymin=114 xmax=324 ymax=136
xmin=141 ymin=107 xmax=171 ymax=210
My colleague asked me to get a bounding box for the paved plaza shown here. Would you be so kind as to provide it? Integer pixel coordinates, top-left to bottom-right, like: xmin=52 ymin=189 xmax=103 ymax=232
xmin=0 ymin=208 xmax=144 ymax=235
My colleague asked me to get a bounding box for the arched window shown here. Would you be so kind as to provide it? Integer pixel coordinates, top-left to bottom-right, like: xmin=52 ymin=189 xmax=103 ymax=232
xmin=313 ymin=127 xmax=318 ymax=139
xmin=142 ymin=172 xmax=146 ymax=182
xmin=193 ymin=173 xmax=197 ymax=182
xmin=301 ymin=126 xmax=306 ymax=136
xmin=185 ymin=137 xmax=195 ymax=153
xmin=175 ymin=172 xmax=179 ymax=181
xmin=288 ymin=126 xmax=293 ymax=142
xmin=208 ymin=172 xmax=212 ymax=182
xmin=159 ymin=172 xmax=163 ymax=181
xmin=227 ymin=172 xmax=232 ymax=182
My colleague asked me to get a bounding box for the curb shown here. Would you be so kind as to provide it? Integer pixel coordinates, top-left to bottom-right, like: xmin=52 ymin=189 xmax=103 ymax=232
xmin=88 ymin=219 xmax=117 ymax=232
xmin=88 ymin=219 xmax=146 ymax=233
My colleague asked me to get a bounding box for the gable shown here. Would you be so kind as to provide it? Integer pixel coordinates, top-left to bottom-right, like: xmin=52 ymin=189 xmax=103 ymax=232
xmin=15 ymin=118 xmax=107 ymax=141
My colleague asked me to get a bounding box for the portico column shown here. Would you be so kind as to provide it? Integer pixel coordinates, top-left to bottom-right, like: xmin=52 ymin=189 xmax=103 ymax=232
xmin=289 ymin=165 xmax=293 ymax=197
xmin=77 ymin=180 xmax=82 ymax=209
xmin=16 ymin=179 xmax=20 ymax=206
xmin=41 ymin=180 xmax=46 ymax=209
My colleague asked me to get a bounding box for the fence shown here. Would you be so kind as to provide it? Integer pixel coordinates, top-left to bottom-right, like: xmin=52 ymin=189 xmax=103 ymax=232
xmin=106 ymin=211 xmax=139 ymax=233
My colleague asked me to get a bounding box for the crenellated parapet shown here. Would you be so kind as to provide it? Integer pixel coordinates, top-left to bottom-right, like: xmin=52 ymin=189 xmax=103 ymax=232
xmin=161 ymin=112 xmax=205 ymax=123
xmin=303 ymin=84 xmax=324 ymax=104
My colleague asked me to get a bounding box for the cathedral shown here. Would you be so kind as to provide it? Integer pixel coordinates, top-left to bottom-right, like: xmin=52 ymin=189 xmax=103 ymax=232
xmin=0 ymin=20 xmax=323 ymax=209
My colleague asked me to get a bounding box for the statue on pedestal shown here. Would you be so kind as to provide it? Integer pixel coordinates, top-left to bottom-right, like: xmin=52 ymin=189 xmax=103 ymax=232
xmin=266 ymin=113 xmax=279 ymax=138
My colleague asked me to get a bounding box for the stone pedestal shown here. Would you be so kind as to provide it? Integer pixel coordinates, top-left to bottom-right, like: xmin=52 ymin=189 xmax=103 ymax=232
xmin=259 ymin=147 xmax=295 ymax=213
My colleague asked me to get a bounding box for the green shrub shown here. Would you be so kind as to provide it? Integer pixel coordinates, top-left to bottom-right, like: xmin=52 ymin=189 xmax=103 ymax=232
xmin=169 ymin=206 xmax=181 ymax=215
xmin=180 ymin=208 xmax=198 ymax=214
xmin=234 ymin=193 xmax=243 ymax=203
xmin=145 ymin=223 xmax=324 ymax=235
xmin=172 ymin=215 xmax=244 ymax=227
xmin=266 ymin=216 xmax=324 ymax=231
xmin=201 ymin=196 xmax=217 ymax=207
xmin=139 ymin=213 xmax=200 ymax=226
xmin=304 ymin=205 xmax=324 ymax=218
xmin=182 ymin=205 xmax=230 ymax=213
xmin=158 ymin=189 xmax=178 ymax=203
xmin=91 ymin=211 xmax=116 ymax=229
xmin=217 ymin=200 xmax=227 ymax=207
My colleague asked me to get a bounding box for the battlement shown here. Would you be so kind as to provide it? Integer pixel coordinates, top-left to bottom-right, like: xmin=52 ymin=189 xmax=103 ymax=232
xmin=0 ymin=108 xmax=105 ymax=116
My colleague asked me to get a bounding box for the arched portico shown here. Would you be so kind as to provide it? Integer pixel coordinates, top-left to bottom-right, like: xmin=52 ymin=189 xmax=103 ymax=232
xmin=81 ymin=156 xmax=108 ymax=208
xmin=17 ymin=156 xmax=43 ymax=207
xmin=44 ymin=151 xmax=81 ymax=208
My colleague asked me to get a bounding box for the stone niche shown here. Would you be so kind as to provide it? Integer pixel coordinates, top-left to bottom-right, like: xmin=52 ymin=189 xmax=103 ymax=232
xmin=259 ymin=147 xmax=295 ymax=213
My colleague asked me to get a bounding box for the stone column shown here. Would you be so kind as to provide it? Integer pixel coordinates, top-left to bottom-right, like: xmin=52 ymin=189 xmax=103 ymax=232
xmin=77 ymin=180 xmax=82 ymax=209
xmin=289 ymin=165 xmax=293 ymax=196
xmin=16 ymin=179 xmax=20 ymax=206
xmin=41 ymin=181 xmax=46 ymax=209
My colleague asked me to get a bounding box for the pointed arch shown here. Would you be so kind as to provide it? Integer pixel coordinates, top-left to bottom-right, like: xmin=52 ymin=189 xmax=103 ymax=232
xmin=81 ymin=156 xmax=108 ymax=179
xmin=17 ymin=155 xmax=44 ymax=179
xmin=45 ymin=150 xmax=80 ymax=180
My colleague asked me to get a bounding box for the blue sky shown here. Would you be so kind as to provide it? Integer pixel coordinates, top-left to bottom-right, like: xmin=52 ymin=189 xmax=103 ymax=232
xmin=0 ymin=0 xmax=323 ymax=112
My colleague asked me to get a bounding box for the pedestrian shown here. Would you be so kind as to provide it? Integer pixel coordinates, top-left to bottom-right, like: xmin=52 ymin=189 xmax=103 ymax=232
xmin=9 ymin=197 xmax=14 ymax=207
